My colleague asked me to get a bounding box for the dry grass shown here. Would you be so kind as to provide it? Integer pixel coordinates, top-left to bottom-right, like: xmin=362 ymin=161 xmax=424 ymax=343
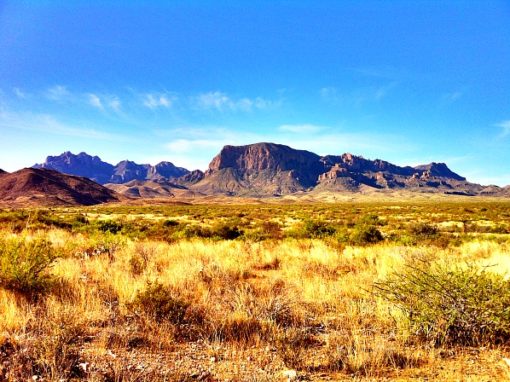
xmin=1 ymin=202 xmax=510 ymax=381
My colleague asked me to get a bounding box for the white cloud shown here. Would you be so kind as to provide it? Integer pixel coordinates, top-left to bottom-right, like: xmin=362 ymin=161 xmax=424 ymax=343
xmin=320 ymin=87 xmax=338 ymax=100
xmin=496 ymin=120 xmax=510 ymax=137
xmin=278 ymin=124 xmax=325 ymax=134
xmin=46 ymin=85 xmax=70 ymax=101
xmin=369 ymin=82 xmax=398 ymax=102
xmin=143 ymin=93 xmax=174 ymax=109
xmin=13 ymin=87 xmax=27 ymax=99
xmin=443 ymin=91 xmax=463 ymax=103
xmin=0 ymin=108 xmax=123 ymax=141
xmin=87 ymin=93 xmax=123 ymax=112
xmin=108 ymin=96 xmax=121 ymax=112
xmin=193 ymin=91 xmax=277 ymax=112
xmin=320 ymin=82 xmax=397 ymax=105
xmin=194 ymin=91 xmax=231 ymax=111
xmin=88 ymin=93 xmax=104 ymax=110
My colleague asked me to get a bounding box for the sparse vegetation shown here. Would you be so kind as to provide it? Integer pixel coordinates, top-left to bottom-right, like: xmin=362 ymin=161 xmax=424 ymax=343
xmin=1 ymin=200 xmax=510 ymax=380
xmin=375 ymin=258 xmax=510 ymax=346
xmin=0 ymin=235 xmax=59 ymax=296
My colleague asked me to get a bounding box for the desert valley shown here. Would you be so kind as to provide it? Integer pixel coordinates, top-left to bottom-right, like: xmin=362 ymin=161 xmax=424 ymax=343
xmin=1 ymin=143 xmax=510 ymax=380
xmin=2 ymin=1 xmax=510 ymax=381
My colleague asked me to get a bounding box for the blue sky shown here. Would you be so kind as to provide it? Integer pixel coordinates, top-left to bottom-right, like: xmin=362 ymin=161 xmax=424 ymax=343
xmin=1 ymin=1 xmax=510 ymax=185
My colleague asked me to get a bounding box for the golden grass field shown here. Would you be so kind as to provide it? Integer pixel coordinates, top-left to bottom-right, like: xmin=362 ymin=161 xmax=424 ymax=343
xmin=1 ymin=199 xmax=510 ymax=381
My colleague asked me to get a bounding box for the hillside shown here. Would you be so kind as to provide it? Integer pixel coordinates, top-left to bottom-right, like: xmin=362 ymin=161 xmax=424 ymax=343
xmin=0 ymin=168 xmax=119 ymax=206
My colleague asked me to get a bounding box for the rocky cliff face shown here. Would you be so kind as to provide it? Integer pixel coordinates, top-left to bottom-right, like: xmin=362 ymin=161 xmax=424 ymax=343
xmin=34 ymin=152 xmax=189 ymax=184
xmin=314 ymin=153 xmax=469 ymax=192
xmin=191 ymin=143 xmax=481 ymax=196
xmin=414 ymin=162 xmax=466 ymax=181
xmin=29 ymin=143 xmax=505 ymax=198
xmin=199 ymin=143 xmax=325 ymax=195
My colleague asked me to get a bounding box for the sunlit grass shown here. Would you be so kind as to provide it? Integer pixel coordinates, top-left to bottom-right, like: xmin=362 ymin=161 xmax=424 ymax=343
xmin=0 ymin=201 xmax=509 ymax=380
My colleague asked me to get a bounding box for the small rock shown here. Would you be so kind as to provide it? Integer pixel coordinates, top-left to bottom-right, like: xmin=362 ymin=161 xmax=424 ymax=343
xmin=106 ymin=350 xmax=117 ymax=359
xmin=78 ymin=362 xmax=89 ymax=373
xmin=209 ymin=356 xmax=216 ymax=363
xmin=282 ymin=369 xmax=298 ymax=381
xmin=503 ymin=357 xmax=510 ymax=368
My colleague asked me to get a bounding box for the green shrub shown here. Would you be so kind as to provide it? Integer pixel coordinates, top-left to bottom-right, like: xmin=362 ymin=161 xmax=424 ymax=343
xmin=131 ymin=282 xmax=190 ymax=324
xmin=350 ymin=225 xmax=383 ymax=245
xmin=409 ymin=222 xmax=438 ymax=237
xmin=163 ymin=219 xmax=179 ymax=227
xmin=358 ymin=214 xmax=384 ymax=226
xmin=375 ymin=260 xmax=510 ymax=346
xmin=0 ymin=235 xmax=59 ymax=295
xmin=210 ymin=223 xmax=243 ymax=240
xmin=97 ymin=220 xmax=123 ymax=234
xmin=181 ymin=224 xmax=212 ymax=239
xmin=303 ymin=220 xmax=336 ymax=238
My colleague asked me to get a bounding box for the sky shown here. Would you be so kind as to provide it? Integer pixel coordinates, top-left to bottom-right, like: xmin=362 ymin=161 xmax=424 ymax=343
xmin=1 ymin=1 xmax=510 ymax=185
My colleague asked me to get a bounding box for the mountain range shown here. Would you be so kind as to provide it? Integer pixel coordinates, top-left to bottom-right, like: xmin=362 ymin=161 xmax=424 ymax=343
xmin=33 ymin=151 xmax=189 ymax=184
xmin=24 ymin=142 xmax=507 ymax=201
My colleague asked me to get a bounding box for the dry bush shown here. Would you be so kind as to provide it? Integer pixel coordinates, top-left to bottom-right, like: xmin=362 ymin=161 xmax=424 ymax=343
xmin=130 ymin=281 xmax=190 ymax=324
xmin=0 ymin=235 xmax=59 ymax=297
xmin=375 ymin=258 xmax=510 ymax=346
xmin=1 ymin=299 xmax=90 ymax=381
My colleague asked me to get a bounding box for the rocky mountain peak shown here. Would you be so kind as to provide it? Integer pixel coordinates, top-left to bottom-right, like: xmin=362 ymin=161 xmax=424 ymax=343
xmin=205 ymin=142 xmax=324 ymax=191
xmin=208 ymin=142 xmax=317 ymax=172
xmin=33 ymin=152 xmax=189 ymax=184
xmin=34 ymin=151 xmax=114 ymax=184
xmin=414 ymin=162 xmax=465 ymax=181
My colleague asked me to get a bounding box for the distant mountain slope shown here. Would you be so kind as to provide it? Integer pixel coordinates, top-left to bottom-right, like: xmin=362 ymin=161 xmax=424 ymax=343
xmin=33 ymin=151 xmax=115 ymax=184
xmin=105 ymin=179 xmax=197 ymax=199
xmin=34 ymin=152 xmax=189 ymax=184
xmin=0 ymin=168 xmax=119 ymax=206
xmin=28 ymin=143 xmax=509 ymax=199
xmin=188 ymin=143 xmax=481 ymax=196
xmin=195 ymin=143 xmax=325 ymax=195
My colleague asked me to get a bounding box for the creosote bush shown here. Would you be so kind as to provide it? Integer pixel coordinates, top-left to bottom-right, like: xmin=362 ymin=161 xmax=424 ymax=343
xmin=0 ymin=235 xmax=59 ymax=295
xmin=131 ymin=282 xmax=190 ymax=324
xmin=409 ymin=222 xmax=438 ymax=237
xmin=350 ymin=225 xmax=384 ymax=245
xmin=375 ymin=259 xmax=510 ymax=346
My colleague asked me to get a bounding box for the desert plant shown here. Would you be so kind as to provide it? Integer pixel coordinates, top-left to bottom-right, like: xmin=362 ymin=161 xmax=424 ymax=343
xmin=375 ymin=259 xmax=510 ymax=346
xmin=409 ymin=222 xmax=438 ymax=237
xmin=350 ymin=225 xmax=383 ymax=245
xmin=0 ymin=235 xmax=59 ymax=295
xmin=131 ymin=282 xmax=190 ymax=324
xmin=97 ymin=219 xmax=123 ymax=234
xmin=303 ymin=220 xmax=336 ymax=238
xmin=210 ymin=222 xmax=243 ymax=240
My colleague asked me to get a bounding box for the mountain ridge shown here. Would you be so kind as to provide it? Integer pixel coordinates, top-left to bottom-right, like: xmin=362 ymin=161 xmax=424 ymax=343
xmin=33 ymin=152 xmax=189 ymax=185
xmin=27 ymin=143 xmax=508 ymax=198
